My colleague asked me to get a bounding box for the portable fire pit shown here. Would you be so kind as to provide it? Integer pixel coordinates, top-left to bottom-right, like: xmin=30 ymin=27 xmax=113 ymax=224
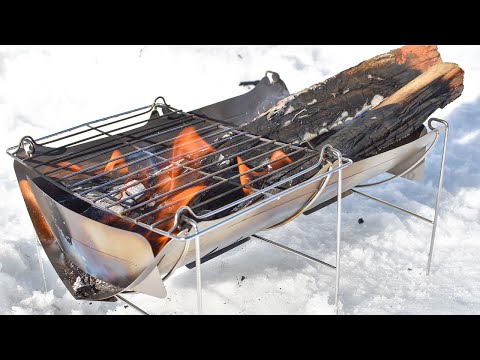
xmin=7 ymin=50 xmax=458 ymax=314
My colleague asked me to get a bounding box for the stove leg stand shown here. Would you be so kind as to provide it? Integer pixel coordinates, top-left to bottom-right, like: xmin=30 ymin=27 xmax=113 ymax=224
xmin=194 ymin=233 xmax=203 ymax=314
xmin=116 ymin=294 xmax=149 ymax=315
xmin=427 ymin=119 xmax=448 ymax=275
xmin=352 ymin=118 xmax=449 ymax=276
xmin=334 ymin=155 xmax=343 ymax=314
xmin=326 ymin=146 xmax=345 ymax=314
xmin=183 ymin=217 xmax=203 ymax=314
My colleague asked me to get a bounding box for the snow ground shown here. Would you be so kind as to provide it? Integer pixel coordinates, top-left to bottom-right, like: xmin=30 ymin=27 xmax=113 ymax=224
xmin=0 ymin=45 xmax=479 ymax=315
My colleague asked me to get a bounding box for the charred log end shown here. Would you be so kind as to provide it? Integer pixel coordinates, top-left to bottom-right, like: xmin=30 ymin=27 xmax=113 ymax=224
xmin=376 ymin=63 xmax=464 ymax=110
xmin=320 ymin=62 xmax=464 ymax=162
xmin=442 ymin=63 xmax=465 ymax=97
xmin=393 ymin=45 xmax=442 ymax=71
xmin=344 ymin=45 xmax=442 ymax=77
xmin=345 ymin=45 xmax=443 ymax=78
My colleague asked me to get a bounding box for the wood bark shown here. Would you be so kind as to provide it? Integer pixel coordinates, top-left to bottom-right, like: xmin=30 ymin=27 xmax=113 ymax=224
xmin=313 ymin=62 xmax=464 ymax=161
xmin=240 ymin=45 xmax=443 ymax=145
xmin=257 ymin=62 xmax=464 ymax=193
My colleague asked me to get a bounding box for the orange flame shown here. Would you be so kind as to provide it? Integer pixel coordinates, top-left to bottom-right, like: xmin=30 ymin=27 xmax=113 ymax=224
xmin=104 ymin=149 xmax=129 ymax=175
xmin=169 ymin=126 xmax=216 ymax=181
xmin=145 ymin=127 xmax=215 ymax=252
xmin=95 ymin=128 xmax=294 ymax=255
xmin=237 ymin=150 xmax=293 ymax=195
xmin=172 ymin=126 xmax=216 ymax=161
xmin=46 ymin=161 xmax=83 ymax=178
xmin=147 ymin=184 xmax=208 ymax=250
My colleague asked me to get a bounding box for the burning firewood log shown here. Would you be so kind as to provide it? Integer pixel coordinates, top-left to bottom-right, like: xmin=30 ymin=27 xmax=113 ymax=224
xmin=262 ymin=61 xmax=464 ymax=189
xmin=207 ymin=45 xmax=463 ymax=192
xmin=240 ymin=45 xmax=443 ymax=145
xmin=313 ymin=62 xmax=464 ymax=161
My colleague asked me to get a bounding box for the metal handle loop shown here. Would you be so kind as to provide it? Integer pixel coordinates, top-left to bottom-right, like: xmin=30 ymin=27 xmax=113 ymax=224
xmin=13 ymin=136 xmax=37 ymax=158
xmin=265 ymin=70 xmax=280 ymax=84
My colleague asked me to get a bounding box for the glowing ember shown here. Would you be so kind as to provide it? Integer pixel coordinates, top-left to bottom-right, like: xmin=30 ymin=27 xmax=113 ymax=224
xmin=237 ymin=150 xmax=293 ymax=195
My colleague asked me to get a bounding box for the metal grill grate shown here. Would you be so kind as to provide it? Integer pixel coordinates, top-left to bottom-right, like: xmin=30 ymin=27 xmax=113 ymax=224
xmin=7 ymin=99 xmax=324 ymax=240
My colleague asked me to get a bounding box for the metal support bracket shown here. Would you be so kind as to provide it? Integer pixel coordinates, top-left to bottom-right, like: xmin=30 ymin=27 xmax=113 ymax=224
xmin=182 ymin=216 xmax=203 ymax=314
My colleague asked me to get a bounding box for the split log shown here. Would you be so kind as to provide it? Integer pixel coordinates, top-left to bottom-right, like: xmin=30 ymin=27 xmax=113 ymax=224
xmin=241 ymin=45 xmax=443 ymax=145
xmin=313 ymin=62 xmax=464 ymax=161
xmin=186 ymin=48 xmax=463 ymax=218
xmin=254 ymin=61 xmax=464 ymax=194
xmin=200 ymin=61 xmax=464 ymax=198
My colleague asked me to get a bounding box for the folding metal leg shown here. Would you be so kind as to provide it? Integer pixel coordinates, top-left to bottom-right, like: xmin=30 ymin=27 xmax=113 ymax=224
xmin=427 ymin=119 xmax=448 ymax=275
xmin=252 ymin=235 xmax=336 ymax=269
xmin=182 ymin=216 xmax=203 ymax=314
xmin=352 ymin=118 xmax=449 ymax=275
xmin=194 ymin=233 xmax=203 ymax=314
xmin=334 ymin=152 xmax=343 ymax=314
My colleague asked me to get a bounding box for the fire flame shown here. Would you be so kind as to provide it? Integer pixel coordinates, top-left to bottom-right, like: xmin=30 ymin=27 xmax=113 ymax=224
xmin=237 ymin=150 xmax=293 ymax=195
xmin=146 ymin=127 xmax=215 ymax=251
xmin=104 ymin=149 xmax=129 ymax=175
xmin=49 ymin=149 xmax=129 ymax=178
xmin=47 ymin=126 xmax=294 ymax=255
xmin=146 ymin=184 xmax=208 ymax=250
xmin=46 ymin=161 xmax=84 ymax=179
xmin=169 ymin=126 xmax=216 ymax=181
xmin=172 ymin=126 xmax=216 ymax=162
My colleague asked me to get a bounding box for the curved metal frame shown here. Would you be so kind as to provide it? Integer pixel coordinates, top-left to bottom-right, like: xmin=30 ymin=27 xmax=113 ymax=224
xmin=112 ymin=145 xmax=350 ymax=315
xmin=356 ymin=118 xmax=444 ymax=188
xmin=266 ymin=160 xmax=333 ymax=229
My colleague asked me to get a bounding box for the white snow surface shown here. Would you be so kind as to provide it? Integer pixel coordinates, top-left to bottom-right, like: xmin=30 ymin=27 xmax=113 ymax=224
xmin=1 ymin=45 xmax=479 ymax=315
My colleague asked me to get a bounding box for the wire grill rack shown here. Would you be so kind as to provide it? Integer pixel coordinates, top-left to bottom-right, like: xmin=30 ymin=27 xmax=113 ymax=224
xmin=7 ymin=99 xmax=325 ymax=240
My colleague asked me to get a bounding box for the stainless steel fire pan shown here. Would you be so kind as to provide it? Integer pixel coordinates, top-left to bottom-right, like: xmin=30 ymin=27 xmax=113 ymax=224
xmin=8 ymin=72 xmax=441 ymax=300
